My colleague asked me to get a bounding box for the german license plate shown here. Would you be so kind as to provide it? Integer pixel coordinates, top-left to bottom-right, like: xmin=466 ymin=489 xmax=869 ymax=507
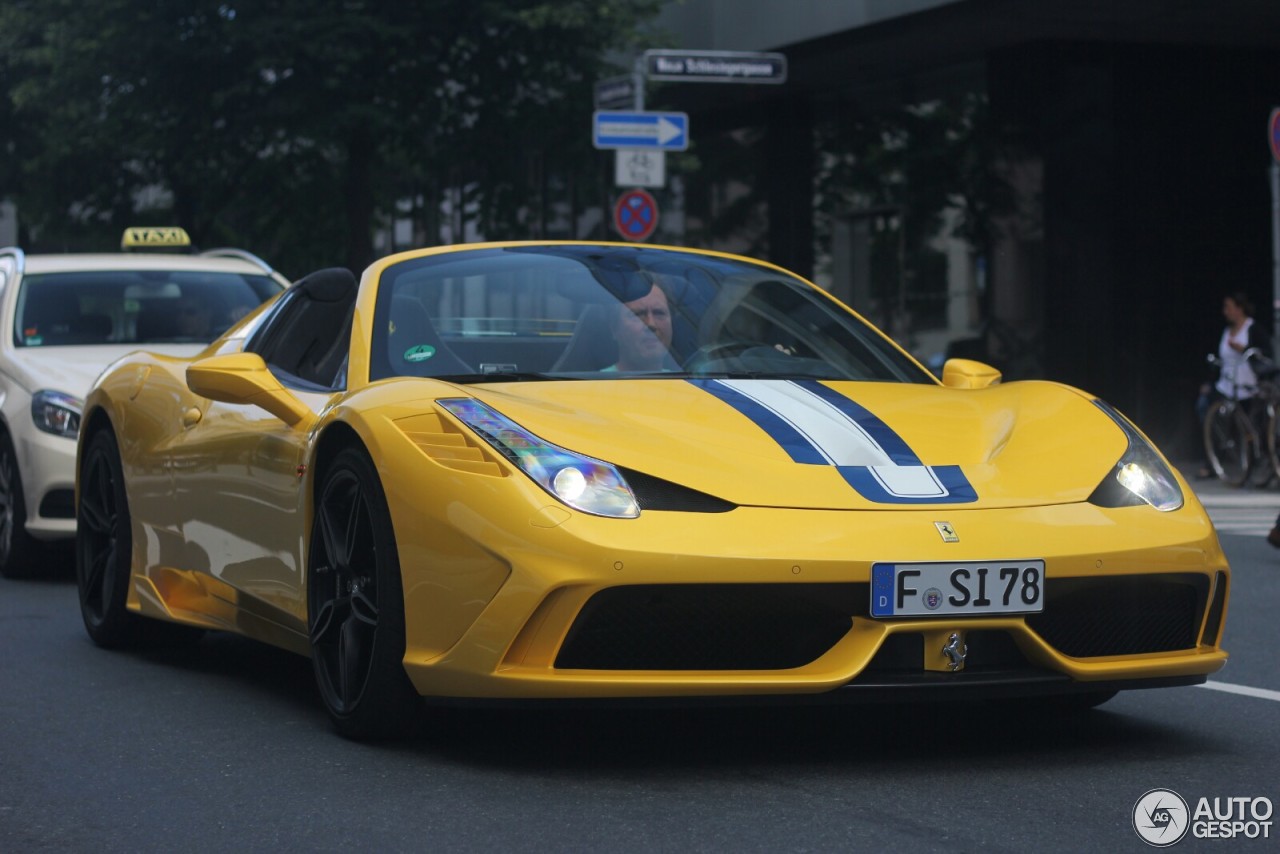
xmin=871 ymin=560 xmax=1045 ymax=617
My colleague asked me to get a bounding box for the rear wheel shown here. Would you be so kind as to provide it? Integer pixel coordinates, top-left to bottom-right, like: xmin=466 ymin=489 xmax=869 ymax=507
xmin=1204 ymin=400 xmax=1252 ymax=487
xmin=76 ymin=429 xmax=139 ymax=646
xmin=0 ymin=432 xmax=43 ymax=579
xmin=1246 ymin=402 xmax=1276 ymax=487
xmin=1264 ymin=405 xmax=1280 ymax=485
xmin=308 ymin=446 xmax=421 ymax=740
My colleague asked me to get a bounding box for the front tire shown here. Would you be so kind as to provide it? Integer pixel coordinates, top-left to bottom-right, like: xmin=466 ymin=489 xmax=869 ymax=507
xmin=0 ymin=431 xmax=43 ymax=579
xmin=308 ymin=446 xmax=421 ymax=740
xmin=76 ymin=428 xmax=139 ymax=646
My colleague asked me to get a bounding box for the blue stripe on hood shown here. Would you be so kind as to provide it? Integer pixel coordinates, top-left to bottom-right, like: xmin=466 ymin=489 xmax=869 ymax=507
xmin=690 ymin=378 xmax=977 ymax=504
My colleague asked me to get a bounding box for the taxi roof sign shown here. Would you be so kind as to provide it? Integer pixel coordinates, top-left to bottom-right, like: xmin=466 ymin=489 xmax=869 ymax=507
xmin=121 ymin=226 xmax=192 ymax=250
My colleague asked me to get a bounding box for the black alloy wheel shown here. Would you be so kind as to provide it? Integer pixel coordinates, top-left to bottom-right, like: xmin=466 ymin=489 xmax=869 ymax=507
xmin=0 ymin=432 xmax=41 ymax=578
xmin=308 ymin=445 xmax=421 ymax=740
xmin=76 ymin=429 xmax=138 ymax=646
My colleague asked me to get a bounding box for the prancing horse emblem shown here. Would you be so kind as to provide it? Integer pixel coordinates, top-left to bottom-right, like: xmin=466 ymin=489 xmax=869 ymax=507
xmin=942 ymin=632 xmax=968 ymax=671
xmin=934 ymin=521 xmax=959 ymax=542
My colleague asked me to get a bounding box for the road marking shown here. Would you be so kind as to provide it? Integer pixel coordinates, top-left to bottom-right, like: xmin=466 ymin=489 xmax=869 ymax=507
xmin=1194 ymin=493 xmax=1276 ymax=535
xmin=1197 ymin=680 xmax=1280 ymax=703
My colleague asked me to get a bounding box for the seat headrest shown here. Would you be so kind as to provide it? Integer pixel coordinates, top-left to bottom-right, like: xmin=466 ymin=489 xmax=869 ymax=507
xmin=294 ymin=267 xmax=357 ymax=303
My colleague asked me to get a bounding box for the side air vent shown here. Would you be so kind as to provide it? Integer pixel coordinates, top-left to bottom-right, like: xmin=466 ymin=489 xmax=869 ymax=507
xmin=394 ymin=411 xmax=506 ymax=477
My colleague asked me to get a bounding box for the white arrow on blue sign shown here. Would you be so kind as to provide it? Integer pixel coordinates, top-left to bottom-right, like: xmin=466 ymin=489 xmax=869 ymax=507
xmin=593 ymin=111 xmax=689 ymax=151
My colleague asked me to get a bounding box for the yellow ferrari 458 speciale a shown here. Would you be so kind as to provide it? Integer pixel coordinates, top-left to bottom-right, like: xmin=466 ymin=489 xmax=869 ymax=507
xmin=75 ymin=242 xmax=1228 ymax=739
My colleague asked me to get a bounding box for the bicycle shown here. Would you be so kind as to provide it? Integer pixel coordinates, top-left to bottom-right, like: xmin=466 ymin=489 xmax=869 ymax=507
xmin=1202 ymin=348 xmax=1280 ymax=487
xmin=1250 ymin=351 xmax=1280 ymax=485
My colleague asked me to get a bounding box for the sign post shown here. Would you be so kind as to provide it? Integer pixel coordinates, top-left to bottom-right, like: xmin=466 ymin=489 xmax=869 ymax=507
xmin=1270 ymin=108 xmax=1280 ymax=357
xmin=591 ymin=49 xmax=788 ymax=239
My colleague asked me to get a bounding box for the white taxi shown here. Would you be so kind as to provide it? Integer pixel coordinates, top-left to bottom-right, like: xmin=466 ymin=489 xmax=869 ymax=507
xmin=0 ymin=228 xmax=288 ymax=577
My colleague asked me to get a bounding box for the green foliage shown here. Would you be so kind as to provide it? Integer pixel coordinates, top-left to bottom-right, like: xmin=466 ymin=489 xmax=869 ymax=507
xmin=812 ymin=92 xmax=1026 ymax=323
xmin=0 ymin=0 xmax=663 ymax=272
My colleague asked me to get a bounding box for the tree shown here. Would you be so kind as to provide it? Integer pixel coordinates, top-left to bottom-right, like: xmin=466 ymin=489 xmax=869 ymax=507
xmin=1 ymin=0 xmax=663 ymax=273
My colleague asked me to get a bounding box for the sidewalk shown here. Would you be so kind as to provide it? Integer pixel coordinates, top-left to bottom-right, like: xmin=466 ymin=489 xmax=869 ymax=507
xmin=1173 ymin=460 xmax=1278 ymax=536
xmin=1173 ymin=460 xmax=1279 ymax=503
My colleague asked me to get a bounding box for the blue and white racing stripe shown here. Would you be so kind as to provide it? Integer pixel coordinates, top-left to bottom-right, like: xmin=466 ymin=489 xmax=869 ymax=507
xmin=691 ymin=378 xmax=976 ymax=504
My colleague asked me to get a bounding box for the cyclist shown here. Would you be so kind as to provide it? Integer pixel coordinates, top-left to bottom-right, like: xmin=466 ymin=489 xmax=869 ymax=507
xmin=1197 ymin=291 xmax=1270 ymax=478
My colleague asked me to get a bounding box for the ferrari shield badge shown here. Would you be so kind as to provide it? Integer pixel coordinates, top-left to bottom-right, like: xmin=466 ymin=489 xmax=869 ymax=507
xmin=934 ymin=521 xmax=959 ymax=542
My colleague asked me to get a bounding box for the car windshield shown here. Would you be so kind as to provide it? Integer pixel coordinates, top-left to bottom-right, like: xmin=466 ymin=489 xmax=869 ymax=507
xmin=14 ymin=270 xmax=283 ymax=347
xmin=368 ymin=246 xmax=934 ymax=384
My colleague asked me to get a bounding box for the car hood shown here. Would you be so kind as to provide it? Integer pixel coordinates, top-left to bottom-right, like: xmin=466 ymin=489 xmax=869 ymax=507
xmin=4 ymin=344 xmax=206 ymax=399
xmin=459 ymin=378 xmax=1135 ymax=510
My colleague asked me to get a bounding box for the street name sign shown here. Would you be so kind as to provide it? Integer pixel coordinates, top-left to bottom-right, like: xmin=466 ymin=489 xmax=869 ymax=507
xmin=593 ymin=111 xmax=689 ymax=151
xmin=642 ymin=49 xmax=787 ymax=84
xmin=594 ymin=74 xmax=637 ymax=110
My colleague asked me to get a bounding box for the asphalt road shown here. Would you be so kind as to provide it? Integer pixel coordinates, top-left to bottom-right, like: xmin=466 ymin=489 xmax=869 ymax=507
xmin=1 ymin=493 xmax=1277 ymax=853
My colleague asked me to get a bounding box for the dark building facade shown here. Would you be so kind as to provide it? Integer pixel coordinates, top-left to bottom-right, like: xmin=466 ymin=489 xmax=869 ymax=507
xmin=653 ymin=0 xmax=1280 ymax=458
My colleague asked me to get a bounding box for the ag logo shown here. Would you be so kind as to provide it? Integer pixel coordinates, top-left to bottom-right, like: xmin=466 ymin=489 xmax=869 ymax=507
xmin=1133 ymin=788 xmax=1190 ymax=847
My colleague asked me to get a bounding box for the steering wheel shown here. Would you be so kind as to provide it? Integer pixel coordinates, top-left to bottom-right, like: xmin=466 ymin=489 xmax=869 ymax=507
xmin=683 ymin=339 xmax=758 ymax=371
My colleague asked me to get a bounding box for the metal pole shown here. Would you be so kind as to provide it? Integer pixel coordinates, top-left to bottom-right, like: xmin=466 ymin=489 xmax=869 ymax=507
xmin=1272 ymin=161 xmax=1280 ymax=359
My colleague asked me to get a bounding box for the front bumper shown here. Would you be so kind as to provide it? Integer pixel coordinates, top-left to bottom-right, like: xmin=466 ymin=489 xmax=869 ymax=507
xmin=394 ymin=499 xmax=1229 ymax=701
xmin=16 ymin=422 xmax=77 ymax=540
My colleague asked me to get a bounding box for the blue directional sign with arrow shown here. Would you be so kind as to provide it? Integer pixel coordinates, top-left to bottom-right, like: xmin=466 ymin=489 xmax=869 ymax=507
xmin=593 ymin=111 xmax=689 ymax=151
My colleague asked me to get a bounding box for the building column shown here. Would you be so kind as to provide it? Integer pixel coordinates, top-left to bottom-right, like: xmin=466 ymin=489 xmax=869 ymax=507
xmin=764 ymin=97 xmax=815 ymax=279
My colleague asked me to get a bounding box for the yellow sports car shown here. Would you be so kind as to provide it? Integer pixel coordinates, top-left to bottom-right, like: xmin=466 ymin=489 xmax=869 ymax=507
xmin=76 ymin=242 xmax=1229 ymax=739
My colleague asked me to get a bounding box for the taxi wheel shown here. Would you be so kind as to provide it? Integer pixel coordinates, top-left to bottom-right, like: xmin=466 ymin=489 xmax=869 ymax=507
xmin=76 ymin=429 xmax=139 ymax=647
xmin=0 ymin=432 xmax=42 ymax=579
xmin=308 ymin=446 xmax=421 ymax=741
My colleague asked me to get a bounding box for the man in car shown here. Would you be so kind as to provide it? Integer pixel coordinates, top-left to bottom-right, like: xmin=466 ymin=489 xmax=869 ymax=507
xmin=605 ymin=282 xmax=674 ymax=372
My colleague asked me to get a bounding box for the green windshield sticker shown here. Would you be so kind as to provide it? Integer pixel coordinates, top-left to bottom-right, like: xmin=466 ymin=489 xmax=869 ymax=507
xmin=404 ymin=344 xmax=437 ymax=363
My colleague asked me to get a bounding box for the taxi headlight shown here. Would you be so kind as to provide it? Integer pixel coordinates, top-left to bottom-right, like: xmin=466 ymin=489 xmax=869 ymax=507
xmin=1089 ymin=399 xmax=1182 ymax=511
xmin=31 ymin=390 xmax=83 ymax=439
xmin=439 ymin=399 xmax=640 ymax=518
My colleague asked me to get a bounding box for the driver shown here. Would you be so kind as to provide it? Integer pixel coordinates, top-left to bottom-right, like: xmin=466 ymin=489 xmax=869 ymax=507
xmin=604 ymin=282 xmax=674 ymax=372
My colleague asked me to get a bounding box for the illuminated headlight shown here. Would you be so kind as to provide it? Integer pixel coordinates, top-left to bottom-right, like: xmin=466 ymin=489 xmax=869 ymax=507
xmin=31 ymin=390 xmax=83 ymax=438
xmin=1089 ymin=399 xmax=1182 ymax=511
xmin=439 ymin=399 xmax=639 ymax=518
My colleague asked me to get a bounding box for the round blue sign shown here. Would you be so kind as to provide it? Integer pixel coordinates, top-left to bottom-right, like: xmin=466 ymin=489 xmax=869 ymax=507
xmin=613 ymin=189 xmax=659 ymax=241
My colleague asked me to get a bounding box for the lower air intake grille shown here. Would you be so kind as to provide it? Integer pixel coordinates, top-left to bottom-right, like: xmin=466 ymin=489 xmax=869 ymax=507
xmin=555 ymin=583 xmax=865 ymax=670
xmin=39 ymin=489 xmax=76 ymax=519
xmin=1026 ymin=573 xmax=1208 ymax=657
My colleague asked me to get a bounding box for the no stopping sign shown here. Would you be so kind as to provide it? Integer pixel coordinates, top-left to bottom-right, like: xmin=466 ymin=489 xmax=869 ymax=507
xmin=613 ymin=188 xmax=659 ymax=241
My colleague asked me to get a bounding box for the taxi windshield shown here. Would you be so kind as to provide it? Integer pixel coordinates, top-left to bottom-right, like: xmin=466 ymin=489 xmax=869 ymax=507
xmin=14 ymin=270 xmax=282 ymax=347
xmin=368 ymin=245 xmax=933 ymax=384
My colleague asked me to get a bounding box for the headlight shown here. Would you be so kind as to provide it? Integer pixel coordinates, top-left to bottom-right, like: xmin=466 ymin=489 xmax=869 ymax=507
xmin=1089 ymin=399 xmax=1182 ymax=511
xmin=31 ymin=390 xmax=83 ymax=438
xmin=439 ymin=398 xmax=640 ymax=518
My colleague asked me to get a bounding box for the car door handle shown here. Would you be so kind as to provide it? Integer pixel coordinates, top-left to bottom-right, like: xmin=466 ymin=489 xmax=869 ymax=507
xmin=182 ymin=407 xmax=203 ymax=428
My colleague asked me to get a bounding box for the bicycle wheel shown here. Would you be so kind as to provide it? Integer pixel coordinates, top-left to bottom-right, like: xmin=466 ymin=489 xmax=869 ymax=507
xmin=1247 ymin=402 xmax=1276 ymax=487
xmin=1266 ymin=403 xmax=1280 ymax=485
xmin=1204 ymin=400 xmax=1253 ymax=487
